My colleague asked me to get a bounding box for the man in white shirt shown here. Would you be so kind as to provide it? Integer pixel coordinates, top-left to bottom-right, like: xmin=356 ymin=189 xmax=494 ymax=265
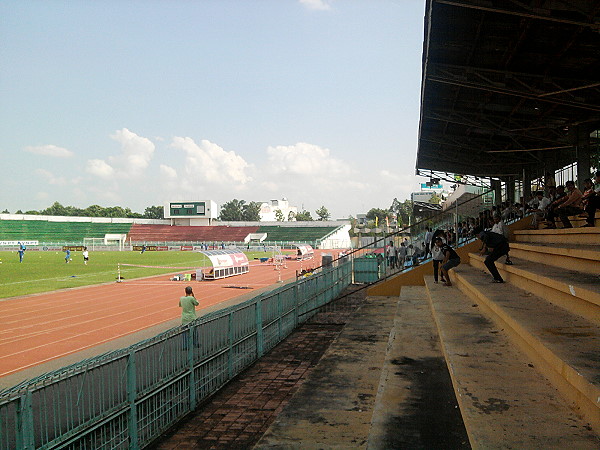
xmin=424 ymin=227 xmax=433 ymax=258
xmin=530 ymin=191 xmax=551 ymax=229
xmin=491 ymin=215 xmax=513 ymax=265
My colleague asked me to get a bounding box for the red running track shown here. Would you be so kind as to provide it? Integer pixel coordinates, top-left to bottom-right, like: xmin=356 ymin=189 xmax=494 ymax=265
xmin=0 ymin=251 xmax=338 ymax=378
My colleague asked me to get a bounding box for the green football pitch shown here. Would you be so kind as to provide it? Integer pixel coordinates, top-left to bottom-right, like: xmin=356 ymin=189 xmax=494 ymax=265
xmin=0 ymin=250 xmax=275 ymax=299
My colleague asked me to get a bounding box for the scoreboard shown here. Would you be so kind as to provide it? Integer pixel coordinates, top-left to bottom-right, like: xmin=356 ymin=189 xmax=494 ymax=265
xmin=169 ymin=202 xmax=206 ymax=216
xmin=164 ymin=200 xmax=218 ymax=219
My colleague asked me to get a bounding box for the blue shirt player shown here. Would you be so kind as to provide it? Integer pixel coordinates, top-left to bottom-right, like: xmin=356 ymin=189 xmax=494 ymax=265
xmin=65 ymin=249 xmax=71 ymax=263
xmin=18 ymin=242 xmax=26 ymax=263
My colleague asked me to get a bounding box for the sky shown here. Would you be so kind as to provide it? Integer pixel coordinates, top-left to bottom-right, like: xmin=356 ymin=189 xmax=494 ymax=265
xmin=0 ymin=0 xmax=426 ymax=219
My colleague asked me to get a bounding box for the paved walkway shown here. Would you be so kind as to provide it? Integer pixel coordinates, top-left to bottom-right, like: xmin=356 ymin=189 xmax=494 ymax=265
xmin=150 ymin=287 xmax=366 ymax=449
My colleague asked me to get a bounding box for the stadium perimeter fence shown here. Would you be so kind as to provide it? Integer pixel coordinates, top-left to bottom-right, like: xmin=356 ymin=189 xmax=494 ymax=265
xmin=0 ymin=259 xmax=352 ymax=450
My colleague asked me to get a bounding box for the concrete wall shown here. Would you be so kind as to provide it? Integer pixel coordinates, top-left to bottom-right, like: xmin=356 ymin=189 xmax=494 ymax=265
xmin=0 ymin=213 xmax=169 ymax=225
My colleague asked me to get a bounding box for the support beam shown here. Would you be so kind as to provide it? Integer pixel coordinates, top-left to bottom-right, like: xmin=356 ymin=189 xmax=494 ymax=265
xmin=576 ymin=126 xmax=592 ymax=185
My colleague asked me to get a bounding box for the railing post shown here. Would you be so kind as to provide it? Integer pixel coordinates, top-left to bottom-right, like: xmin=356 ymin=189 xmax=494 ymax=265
xmin=187 ymin=326 xmax=196 ymax=411
xmin=17 ymin=391 xmax=34 ymax=449
xmin=127 ymin=350 xmax=139 ymax=450
xmin=228 ymin=312 xmax=234 ymax=379
xmin=293 ymin=281 xmax=299 ymax=328
xmin=256 ymin=299 xmax=264 ymax=358
xmin=277 ymin=291 xmax=283 ymax=341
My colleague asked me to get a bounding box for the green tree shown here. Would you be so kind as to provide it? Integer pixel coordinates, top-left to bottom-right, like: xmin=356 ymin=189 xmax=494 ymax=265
xmin=295 ymin=210 xmax=313 ymax=221
xmin=241 ymin=201 xmax=261 ymax=221
xmin=428 ymin=192 xmax=442 ymax=205
xmin=288 ymin=211 xmax=296 ymax=221
xmin=315 ymin=206 xmax=330 ymax=221
xmin=390 ymin=198 xmax=413 ymax=228
xmin=41 ymin=201 xmax=67 ymax=216
xmin=274 ymin=209 xmax=284 ymax=221
xmin=366 ymin=208 xmax=391 ymax=227
xmin=144 ymin=205 xmax=164 ymax=219
xmin=1 ymin=209 xmax=9 ymax=214
xmin=219 ymin=199 xmax=245 ymax=221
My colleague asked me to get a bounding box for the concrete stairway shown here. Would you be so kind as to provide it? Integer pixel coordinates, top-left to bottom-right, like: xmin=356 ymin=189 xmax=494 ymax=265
xmin=426 ymin=278 xmax=598 ymax=448
xmin=432 ymin=225 xmax=600 ymax=446
xmin=257 ymin=290 xmax=470 ymax=448
xmin=256 ymin=225 xmax=600 ymax=448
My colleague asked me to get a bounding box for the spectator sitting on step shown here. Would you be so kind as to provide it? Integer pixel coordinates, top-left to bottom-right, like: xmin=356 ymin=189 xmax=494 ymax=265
xmin=435 ymin=237 xmax=461 ymax=287
xmin=530 ymin=191 xmax=551 ymax=229
xmin=580 ymin=171 xmax=600 ymax=228
xmin=547 ymin=180 xmax=583 ymax=228
xmin=544 ymin=185 xmax=567 ymax=228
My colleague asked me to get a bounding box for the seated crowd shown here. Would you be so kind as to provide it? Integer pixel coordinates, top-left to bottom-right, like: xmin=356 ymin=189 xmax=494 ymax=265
xmin=525 ymin=170 xmax=600 ymax=229
xmin=383 ymin=171 xmax=599 ymax=278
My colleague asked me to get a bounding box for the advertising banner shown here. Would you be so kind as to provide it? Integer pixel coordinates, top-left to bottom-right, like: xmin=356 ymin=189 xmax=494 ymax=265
xmin=206 ymin=252 xmax=249 ymax=270
xmin=63 ymin=246 xmax=84 ymax=251
xmin=133 ymin=245 xmax=158 ymax=252
xmin=0 ymin=240 xmax=39 ymax=246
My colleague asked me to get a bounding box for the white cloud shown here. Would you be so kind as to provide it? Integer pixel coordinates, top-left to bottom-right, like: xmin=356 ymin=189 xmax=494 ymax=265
xmin=35 ymin=168 xmax=68 ymax=186
xmin=24 ymin=144 xmax=73 ymax=158
xmin=159 ymin=164 xmax=177 ymax=179
xmin=36 ymin=191 xmax=49 ymax=200
xmin=108 ymin=128 xmax=155 ymax=177
xmin=299 ymin=0 xmax=332 ymax=11
xmin=85 ymin=159 xmax=115 ymax=178
xmin=266 ymin=142 xmax=354 ymax=180
xmin=171 ymin=137 xmax=252 ymax=187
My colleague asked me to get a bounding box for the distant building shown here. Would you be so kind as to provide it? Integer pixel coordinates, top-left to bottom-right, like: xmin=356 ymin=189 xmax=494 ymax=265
xmin=259 ymin=198 xmax=298 ymax=222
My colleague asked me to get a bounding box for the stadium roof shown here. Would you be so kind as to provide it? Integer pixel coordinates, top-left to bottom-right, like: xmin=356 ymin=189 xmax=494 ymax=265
xmin=417 ymin=0 xmax=600 ymax=178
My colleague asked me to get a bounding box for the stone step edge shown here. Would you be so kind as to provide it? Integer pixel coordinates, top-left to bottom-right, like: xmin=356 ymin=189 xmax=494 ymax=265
xmin=469 ymin=253 xmax=600 ymax=308
xmin=510 ymin=242 xmax=600 ymax=262
xmin=514 ymin=227 xmax=600 ymax=235
xmin=450 ymin=267 xmax=600 ymax=434
xmin=423 ymin=279 xmax=598 ymax=448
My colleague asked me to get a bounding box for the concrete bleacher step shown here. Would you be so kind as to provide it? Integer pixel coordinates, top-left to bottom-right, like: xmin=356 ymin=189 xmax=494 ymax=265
xmin=425 ymin=279 xmax=599 ymax=448
xmin=257 ymin=295 xmax=400 ymax=448
xmin=514 ymin=227 xmax=600 ymax=245
xmin=509 ymin=242 xmax=600 ymax=275
xmin=258 ymin=291 xmax=470 ymax=448
xmin=367 ymin=287 xmax=468 ymax=449
xmin=469 ymin=253 xmax=600 ymax=325
xmin=449 ymin=265 xmax=600 ymax=434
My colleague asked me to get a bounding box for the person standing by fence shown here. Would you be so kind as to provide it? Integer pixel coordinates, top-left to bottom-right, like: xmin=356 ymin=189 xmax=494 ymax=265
xmin=179 ymin=286 xmax=199 ymax=325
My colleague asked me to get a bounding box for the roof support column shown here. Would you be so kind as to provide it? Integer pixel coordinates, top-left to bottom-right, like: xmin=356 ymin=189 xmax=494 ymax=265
xmin=523 ymin=168 xmax=532 ymax=203
xmin=506 ymin=177 xmax=516 ymax=204
xmin=576 ymin=126 xmax=591 ymax=187
xmin=490 ymin=178 xmax=502 ymax=206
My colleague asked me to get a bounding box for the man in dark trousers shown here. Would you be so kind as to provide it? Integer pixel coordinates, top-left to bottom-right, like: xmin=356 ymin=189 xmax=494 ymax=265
xmin=477 ymin=231 xmax=510 ymax=283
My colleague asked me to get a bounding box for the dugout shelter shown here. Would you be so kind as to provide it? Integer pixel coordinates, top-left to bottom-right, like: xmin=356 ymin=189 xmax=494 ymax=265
xmin=196 ymin=248 xmax=249 ymax=280
xmin=292 ymin=243 xmax=314 ymax=261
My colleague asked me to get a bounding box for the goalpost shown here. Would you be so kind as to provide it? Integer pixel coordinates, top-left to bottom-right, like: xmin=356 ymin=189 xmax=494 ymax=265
xmin=83 ymin=234 xmax=127 ymax=251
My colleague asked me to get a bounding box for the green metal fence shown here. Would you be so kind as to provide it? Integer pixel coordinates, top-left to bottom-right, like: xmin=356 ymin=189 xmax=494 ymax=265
xmin=0 ymin=260 xmax=352 ymax=450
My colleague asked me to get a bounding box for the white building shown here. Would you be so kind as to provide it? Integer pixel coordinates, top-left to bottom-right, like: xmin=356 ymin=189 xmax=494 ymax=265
xmin=259 ymin=198 xmax=298 ymax=222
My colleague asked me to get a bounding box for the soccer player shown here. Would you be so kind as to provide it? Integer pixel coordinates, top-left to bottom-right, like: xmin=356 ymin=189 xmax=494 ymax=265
xmin=82 ymin=246 xmax=89 ymax=265
xmin=65 ymin=249 xmax=71 ymax=263
xmin=17 ymin=242 xmax=26 ymax=263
